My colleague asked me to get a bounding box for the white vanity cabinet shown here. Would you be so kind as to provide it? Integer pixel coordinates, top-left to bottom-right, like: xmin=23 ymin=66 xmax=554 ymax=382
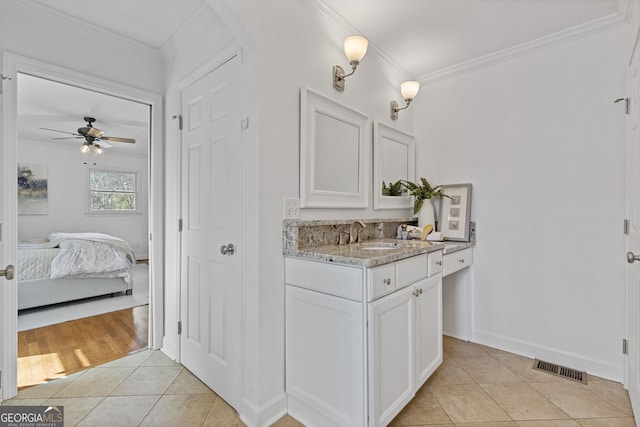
xmin=285 ymin=251 xmax=443 ymax=427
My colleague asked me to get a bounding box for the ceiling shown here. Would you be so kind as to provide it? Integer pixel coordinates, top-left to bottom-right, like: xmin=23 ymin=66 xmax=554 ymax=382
xmin=320 ymin=0 xmax=624 ymax=80
xmin=17 ymin=74 xmax=150 ymax=156
xmin=15 ymin=0 xmax=627 ymax=154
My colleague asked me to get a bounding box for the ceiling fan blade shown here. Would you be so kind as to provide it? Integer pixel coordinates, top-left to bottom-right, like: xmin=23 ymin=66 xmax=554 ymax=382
xmin=86 ymin=127 xmax=104 ymax=138
xmin=52 ymin=137 xmax=84 ymax=140
xmin=40 ymin=127 xmax=81 ymax=136
xmin=97 ymin=140 xmax=113 ymax=148
xmin=101 ymin=136 xmax=136 ymax=144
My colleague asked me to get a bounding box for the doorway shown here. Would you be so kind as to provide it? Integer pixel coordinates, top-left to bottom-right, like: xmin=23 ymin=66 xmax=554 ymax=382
xmin=1 ymin=52 xmax=164 ymax=400
xmin=178 ymin=51 xmax=242 ymax=411
xmin=15 ymin=71 xmax=152 ymax=388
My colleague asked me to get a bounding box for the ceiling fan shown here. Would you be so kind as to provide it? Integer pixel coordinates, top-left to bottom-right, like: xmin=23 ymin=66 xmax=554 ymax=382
xmin=40 ymin=116 xmax=136 ymax=154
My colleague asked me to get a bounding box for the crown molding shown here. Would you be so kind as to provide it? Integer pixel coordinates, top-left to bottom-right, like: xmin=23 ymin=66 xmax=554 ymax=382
xmin=160 ymin=2 xmax=220 ymax=59
xmin=0 ymin=0 xmax=162 ymax=61
xmin=621 ymin=0 xmax=634 ymax=23
xmin=298 ymin=0 xmax=629 ymax=86
xmin=418 ymin=10 xmax=628 ymax=85
xmin=297 ymin=0 xmax=415 ymax=81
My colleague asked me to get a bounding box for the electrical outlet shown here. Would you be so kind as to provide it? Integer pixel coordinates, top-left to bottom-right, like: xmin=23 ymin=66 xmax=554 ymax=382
xmin=284 ymin=198 xmax=300 ymax=219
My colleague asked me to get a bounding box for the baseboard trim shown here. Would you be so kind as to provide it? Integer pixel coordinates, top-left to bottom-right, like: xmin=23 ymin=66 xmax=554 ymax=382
xmin=472 ymin=328 xmax=623 ymax=382
xmin=239 ymin=392 xmax=288 ymax=427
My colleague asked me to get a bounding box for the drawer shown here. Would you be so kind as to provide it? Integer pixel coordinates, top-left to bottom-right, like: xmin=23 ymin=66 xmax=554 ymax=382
xmin=396 ymin=254 xmax=428 ymax=287
xmin=368 ymin=263 xmax=396 ymax=301
xmin=428 ymin=250 xmax=443 ymax=277
xmin=285 ymin=257 xmax=364 ymax=301
xmin=443 ymin=248 xmax=473 ymax=277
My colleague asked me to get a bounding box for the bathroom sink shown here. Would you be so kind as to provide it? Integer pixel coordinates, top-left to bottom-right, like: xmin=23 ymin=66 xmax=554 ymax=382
xmin=354 ymin=242 xmax=401 ymax=251
xmin=361 ymin=246 xmax=397 ymax=251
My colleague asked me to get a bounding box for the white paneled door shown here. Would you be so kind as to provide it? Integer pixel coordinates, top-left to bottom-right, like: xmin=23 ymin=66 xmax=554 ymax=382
xmin=179 ymin=53 xmax=242 ymax=410
xmin=626 ymin=37 xmax=640 ymax=419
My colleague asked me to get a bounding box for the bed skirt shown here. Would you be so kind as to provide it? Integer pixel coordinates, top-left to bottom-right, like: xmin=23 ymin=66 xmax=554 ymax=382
xmin=18 ymin=276 xmax=132 ymax=310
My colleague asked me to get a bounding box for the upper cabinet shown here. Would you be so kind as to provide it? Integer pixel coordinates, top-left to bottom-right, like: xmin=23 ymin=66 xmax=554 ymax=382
xmin=373 ymin=122 xmax=415 ymax=210
xmin=300 ymin=88 xmax=371 ymax=208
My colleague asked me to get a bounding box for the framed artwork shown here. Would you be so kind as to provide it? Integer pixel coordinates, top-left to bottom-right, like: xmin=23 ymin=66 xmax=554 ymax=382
xmin=18 ymin=164 xmax=48 ymax=215
xmin=439 ymin=183 xmax=472 ymax=241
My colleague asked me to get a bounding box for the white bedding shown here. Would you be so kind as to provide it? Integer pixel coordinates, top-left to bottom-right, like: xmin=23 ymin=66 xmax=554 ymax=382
xmin=18 ymin=232 xmax=136 ymax=281
xmin=17 ymin=248 xmax=58 ymax=281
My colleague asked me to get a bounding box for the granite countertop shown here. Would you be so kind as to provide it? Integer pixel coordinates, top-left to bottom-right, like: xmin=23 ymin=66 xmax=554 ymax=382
xmin=283 ymin=238 xmax=474 ymax=268
xmin=442 ymin=241 xmax=475 ymax=255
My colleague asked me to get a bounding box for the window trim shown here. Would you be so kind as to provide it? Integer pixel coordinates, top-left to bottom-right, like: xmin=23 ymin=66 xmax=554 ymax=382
xmin=87 ymin=167 xmax=141 ymax=214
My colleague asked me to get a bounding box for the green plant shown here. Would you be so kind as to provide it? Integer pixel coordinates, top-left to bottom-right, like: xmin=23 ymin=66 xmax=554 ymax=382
xmin=382 ymin=180 xmax=404 ymax=196
xmin=401 ymin=177 xmax=446 ymax=214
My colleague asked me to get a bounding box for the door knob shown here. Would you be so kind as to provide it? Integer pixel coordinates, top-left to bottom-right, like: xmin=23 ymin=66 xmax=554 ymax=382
xmin=0 ymin=265 xmax=14 ymax=280
xmin=627 ymin=252 xmax=640 ymax=264
xmin=220 ymin=243 xmax=235 ymax=256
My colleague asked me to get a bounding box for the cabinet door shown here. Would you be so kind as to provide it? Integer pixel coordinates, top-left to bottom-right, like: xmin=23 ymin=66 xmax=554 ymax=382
xmin=368 ymin=285 xmax=415 ymax=427
xmin=286 ymin=285 xmax=366 ymax=427
xmin=414 ymin=275 xmax=443 ymax=389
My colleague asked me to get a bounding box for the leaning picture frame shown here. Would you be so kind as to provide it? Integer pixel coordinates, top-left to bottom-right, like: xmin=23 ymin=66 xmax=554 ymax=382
xmin=439 ymin=183 xmax=472 ymax=241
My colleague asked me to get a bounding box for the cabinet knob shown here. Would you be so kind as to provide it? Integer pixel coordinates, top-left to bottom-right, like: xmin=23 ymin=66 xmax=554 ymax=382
xmin=436 ymin=260 xmax=442 ymax=266
xmin=383 ymin=278 xmax=391 ymax=285
xmin=412 ymin=290 xmax=419 ymax=297
xmin=458 ymin=258 xmax=465 ymax=263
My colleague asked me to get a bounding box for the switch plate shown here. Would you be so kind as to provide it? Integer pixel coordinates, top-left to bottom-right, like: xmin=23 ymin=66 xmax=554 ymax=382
xmin=284 ymin=198 xmax=300 ymax=219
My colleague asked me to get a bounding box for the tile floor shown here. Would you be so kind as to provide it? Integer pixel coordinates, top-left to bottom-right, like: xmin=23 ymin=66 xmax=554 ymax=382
xmin=2 ymin=336 xmax=636 ymax=426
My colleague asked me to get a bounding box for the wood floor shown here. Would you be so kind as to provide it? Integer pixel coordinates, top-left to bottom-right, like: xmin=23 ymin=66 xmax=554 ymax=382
xmin=18 ymin=304 xmax=149 ymax=389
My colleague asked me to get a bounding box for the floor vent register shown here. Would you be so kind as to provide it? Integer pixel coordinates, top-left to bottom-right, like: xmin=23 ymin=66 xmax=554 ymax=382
xmin=532 ymin=359 xmax=588 ymax=384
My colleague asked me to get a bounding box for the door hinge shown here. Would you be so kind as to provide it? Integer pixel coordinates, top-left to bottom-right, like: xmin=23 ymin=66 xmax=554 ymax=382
xmin=178 ymin=321 xmax=182 ymax=335
xmin=149 ymin=233 xmax=152 ymax=241
xmin=624 ymin=219 xmax=630 ymax=235
xmin=178 ymin=219 xmax=183 ymax=232
xmin=615 ymin=97 xmax=631 ymax=115
xmin=0 ymin=74 xmax=12 ymax=95
xmin=623 ymin=338 xmax=628 ymax=355
xmin=172 ymin=114 xmax=183 ymax=130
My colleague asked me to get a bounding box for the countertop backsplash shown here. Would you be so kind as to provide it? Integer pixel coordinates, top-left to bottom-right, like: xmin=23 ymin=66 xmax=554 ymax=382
xmin=282 ymin=218 xmax=418 ymax=251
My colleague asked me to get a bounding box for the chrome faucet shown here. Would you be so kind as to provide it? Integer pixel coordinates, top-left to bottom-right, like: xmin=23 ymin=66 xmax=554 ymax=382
xmin=349 ymin=221 xmax=366 ymax=244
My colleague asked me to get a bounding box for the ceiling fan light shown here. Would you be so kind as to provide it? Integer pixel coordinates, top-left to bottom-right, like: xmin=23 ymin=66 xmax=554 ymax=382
xmin=81 ymin=142 xmax=91 ymax=154
xmin=94 ymin=144 xmax=103 ymax=155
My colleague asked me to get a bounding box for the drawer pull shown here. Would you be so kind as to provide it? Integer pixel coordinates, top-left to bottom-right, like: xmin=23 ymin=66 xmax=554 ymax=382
xmin=383 ymin=278 xmax=392 ymax=285
xmin=436 ymin=260 xmax=442 ymax=266
xmin=458 ymin=258 xmax=465 ymax=263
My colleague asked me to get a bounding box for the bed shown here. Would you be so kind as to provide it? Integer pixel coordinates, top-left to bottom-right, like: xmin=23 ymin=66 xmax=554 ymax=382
xmin=17 ymin=232 xmax=136 ymax=310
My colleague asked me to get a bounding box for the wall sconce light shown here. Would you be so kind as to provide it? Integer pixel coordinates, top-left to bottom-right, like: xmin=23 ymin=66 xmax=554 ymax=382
xmin=333 ymin=36 xmax=369 ymax=92
xmin=390 ymin=80 xmax=420 ymax=120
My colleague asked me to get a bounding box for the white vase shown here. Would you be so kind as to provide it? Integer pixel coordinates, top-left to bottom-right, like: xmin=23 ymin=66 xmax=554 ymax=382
xmin=417 ymin=198 xmax=435 ymax=229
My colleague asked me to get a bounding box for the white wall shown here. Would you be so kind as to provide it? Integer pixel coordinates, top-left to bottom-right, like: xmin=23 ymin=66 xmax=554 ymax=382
xmin=0 ymin=1 xmax=164 ymax=94
xmin=165 ymin=0 xmax=419 ymax=424
xmin=18 ymin=140 xmax=149 ymax=257
xmin=413 ymin=27 xmax=628 ymax=379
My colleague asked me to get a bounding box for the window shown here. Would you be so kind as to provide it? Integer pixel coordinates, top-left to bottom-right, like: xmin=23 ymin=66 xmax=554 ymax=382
xmin=89 ymin=168 xmax=138 ymax=212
